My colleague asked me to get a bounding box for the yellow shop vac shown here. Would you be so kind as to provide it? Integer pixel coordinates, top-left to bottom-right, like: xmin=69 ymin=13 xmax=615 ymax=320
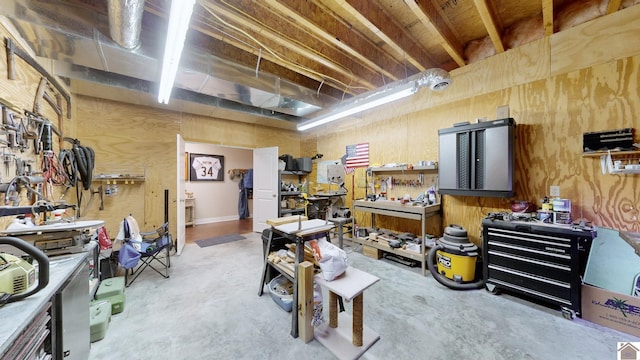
xmin=427 ymin=225 xmax=484 ymax=290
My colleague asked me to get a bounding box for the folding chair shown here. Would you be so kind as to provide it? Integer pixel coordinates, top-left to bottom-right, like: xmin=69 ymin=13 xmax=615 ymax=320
xmin=116 ymin=215 xmax=172 ymax=287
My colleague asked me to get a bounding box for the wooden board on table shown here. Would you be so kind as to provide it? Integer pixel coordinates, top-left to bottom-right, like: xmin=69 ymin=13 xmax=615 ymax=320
xmin=267 ymin=216 xmax=308 ymax=226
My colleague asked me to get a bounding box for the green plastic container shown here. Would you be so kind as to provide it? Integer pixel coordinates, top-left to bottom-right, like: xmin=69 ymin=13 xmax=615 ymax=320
xmin=95 ymin=277 xmax=126 ymax=314
xmin=95 ymin=277 xmax=125 ymax=300
xmin=103 ymin=293 xmax=125 ymax=315
xmin=90 ymin=300 xmax=112 ymax=342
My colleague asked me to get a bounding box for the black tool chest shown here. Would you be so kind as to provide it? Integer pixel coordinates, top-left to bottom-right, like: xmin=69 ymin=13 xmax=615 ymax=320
xmin=482 ymin=218 xmax=595 ymax=318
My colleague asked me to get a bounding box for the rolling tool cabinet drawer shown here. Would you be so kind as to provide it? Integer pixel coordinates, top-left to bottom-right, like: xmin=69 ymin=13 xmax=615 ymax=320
xmin=482 ymin=219 xmax=595 ymax=318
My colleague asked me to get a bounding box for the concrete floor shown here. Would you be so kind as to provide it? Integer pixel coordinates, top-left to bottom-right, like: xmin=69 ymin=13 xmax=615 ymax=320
xmin=88 ymin=232 xmax=639 ymax=360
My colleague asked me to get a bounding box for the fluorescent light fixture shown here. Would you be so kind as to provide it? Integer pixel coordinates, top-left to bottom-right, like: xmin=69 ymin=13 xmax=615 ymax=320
xmin=297 ymin=82 xmax=417 ymax=131
xmin=157 ymin=0 xmax=197 ymax=104
xmin=297 ymin=68 xmax=452 ymax=131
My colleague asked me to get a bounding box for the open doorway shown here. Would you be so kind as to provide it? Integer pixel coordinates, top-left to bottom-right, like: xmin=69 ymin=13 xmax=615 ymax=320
xmin=184 ymin=142 xmax=253 ymax=242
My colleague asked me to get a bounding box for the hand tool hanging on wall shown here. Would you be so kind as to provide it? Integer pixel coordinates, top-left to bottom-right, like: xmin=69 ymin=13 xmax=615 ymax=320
xmin=2 ymin=106 xmax=31 ymax=152
xmin=1 ymin=150 xmax=14 ymax=175
xmin=33 ymin=77 xmax=63 ymax=117
xmin=5 ymin=37 xmax=71 ymax=118
xmin=25 ymin=111 xmax=61 ymax=154
xmin=34 ymin=77 xmax=65 ymax=150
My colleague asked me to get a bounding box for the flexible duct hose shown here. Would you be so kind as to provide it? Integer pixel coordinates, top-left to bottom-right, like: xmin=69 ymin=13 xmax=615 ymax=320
xmin=427 ymin=244 xmax=485 ymax=290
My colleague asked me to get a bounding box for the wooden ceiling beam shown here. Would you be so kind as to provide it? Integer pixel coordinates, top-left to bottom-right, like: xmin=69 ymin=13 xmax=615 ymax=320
xmin=145 ymin=2 xmax=350 ymax=97
xmin=473 ymin=0 xmax=505 ymax=53
xmin=405 ymin=0 xmax=466 ymax=67
xmin=264 ymin=0 xmax=403 ymax=83
xmin=336 ymin=0 xmax=435 ymax=73
xmin=606 ymin=0 xmax=622 ymax=14
xmin=145 ymin=2 xmax=323 ymax=88
xmin=542 ymin=0 xmax=554 ymax=36
xmin=201 ymin=1 xmax=380 ymax=92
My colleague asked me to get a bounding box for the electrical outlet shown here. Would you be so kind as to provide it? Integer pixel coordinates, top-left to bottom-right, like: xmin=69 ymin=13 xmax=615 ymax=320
xmin=550 ymin=185 xmax=560 ymax=197
xmin=497 ymin=105 xmax=510 ymax=119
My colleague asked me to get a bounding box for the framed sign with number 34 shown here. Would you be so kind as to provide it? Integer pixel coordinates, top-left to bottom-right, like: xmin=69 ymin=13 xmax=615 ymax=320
xmin=189 ymin=153 xmax=224 ymax=181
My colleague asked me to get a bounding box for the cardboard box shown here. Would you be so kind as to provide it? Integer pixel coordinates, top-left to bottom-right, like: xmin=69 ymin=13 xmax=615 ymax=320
xmin=581 ymin=284 xmax=640 ymax=337
xmin=362 ymin=246 xmax=382 ymax=259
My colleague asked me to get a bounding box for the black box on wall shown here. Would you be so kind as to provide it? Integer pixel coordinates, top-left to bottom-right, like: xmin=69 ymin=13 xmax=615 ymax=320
xmin=583 ymin=128 xmax=634 ymax=152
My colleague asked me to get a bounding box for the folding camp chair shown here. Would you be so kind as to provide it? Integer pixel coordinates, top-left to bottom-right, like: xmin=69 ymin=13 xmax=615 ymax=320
xmin=116 ymin=215 xmax=172 ymax=287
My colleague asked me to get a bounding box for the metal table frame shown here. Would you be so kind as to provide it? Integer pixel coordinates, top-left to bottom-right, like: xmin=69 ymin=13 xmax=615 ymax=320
xmin=258 ymin=219 xmax=334 ymax=338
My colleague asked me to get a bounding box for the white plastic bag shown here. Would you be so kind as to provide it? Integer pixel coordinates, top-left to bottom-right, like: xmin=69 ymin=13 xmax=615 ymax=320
xmin=310 ymin=237 xmax=348 ymax=281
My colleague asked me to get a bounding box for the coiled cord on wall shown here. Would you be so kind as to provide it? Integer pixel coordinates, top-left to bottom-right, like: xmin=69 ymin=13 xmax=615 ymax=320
xmin=62 ymin=137 xmax=94 ymax=191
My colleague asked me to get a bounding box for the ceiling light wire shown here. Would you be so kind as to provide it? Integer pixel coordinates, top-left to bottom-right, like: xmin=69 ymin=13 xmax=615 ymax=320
xmin=317 ymin=79 xmax=325 ymax=96
xmin=255 ymin=48 xmax=262 ymax=77
xmin=201 ymin=2 xmax=369 ymax=94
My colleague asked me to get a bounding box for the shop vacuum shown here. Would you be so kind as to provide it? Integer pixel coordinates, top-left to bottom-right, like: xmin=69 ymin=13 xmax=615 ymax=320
xmin=427 ymin=225 xmax=484 ymax=290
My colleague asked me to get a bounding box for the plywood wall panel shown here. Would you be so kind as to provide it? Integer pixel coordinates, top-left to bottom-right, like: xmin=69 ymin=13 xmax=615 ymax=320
xmin=0 ymin=24 xmax=74 ymax=229
xmin=182 ymin=113 xmax=256 ymax=148
xmin=451 ymin=38 xmax=550 ymax=102
xmin=76 ymin=96 xmax=179 ymax=236
xmin=551 ymin=4 xmax=640 ymax=76
xmin=310 ymin=50 xmax=640 ymax=243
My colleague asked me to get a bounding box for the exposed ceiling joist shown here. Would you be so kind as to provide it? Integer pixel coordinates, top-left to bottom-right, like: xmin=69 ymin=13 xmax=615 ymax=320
xmin=405 ymin=0 xmax=466 ymax=67
xmin=606 ymin=0 xmax=623 ymax=14
xmin=473 ymin=0 xmax=505 ymax=53
xmin=199 ymin=0 xmax=378 ymax=93
xmin=335 ymin=0 xmax=433 ymax=73
xmin=263 ymin=0 xmax=401 ymax=83
xmin=1 ymin=0 xmax=631 ymax=130
xmin=542 ymin=0 xmax=554 ymax=36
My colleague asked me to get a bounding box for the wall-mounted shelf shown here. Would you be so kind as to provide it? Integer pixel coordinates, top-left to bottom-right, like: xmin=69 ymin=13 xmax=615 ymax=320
xmin=367 ymin=165 xmax=437 ymax=172
xmin=582 ymin=150 xmax=640 ymax=157
xmin=94 ymin=165 xmax=146 ymax=183
xmin=95 ymin=175 xmax=146 ymax=184
xmin=584 ymin=150 xmax=640 ymax=175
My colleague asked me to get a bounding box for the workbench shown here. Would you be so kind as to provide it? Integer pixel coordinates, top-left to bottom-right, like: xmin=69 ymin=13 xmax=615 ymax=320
xmin=258 ymin=218 xmax=334 ymax=338
xmin=0 ymin=251 xmax=91 ymax=359
xmin=352 ymin=199 xmax=440 ymax=275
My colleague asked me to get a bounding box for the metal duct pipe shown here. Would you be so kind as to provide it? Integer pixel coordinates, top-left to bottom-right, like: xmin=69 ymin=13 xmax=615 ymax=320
xmin=108 ymin=0 xmax=145 ymax=50
xmin=416 ymin=68 xmax=453 ymax=91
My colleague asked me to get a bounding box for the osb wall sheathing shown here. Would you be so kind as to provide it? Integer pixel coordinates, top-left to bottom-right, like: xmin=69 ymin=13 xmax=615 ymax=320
xmin=302 ymin=6 xmax=640 ymax=245
xmin=0 ymin=21 xmax=75 ymax=230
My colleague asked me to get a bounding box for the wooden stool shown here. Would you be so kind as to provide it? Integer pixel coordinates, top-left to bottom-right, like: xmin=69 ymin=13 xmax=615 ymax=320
xmin=314 ymin=266 xmax=380 ymax=359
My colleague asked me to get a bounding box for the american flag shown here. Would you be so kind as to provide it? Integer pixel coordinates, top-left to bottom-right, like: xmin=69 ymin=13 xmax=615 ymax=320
xmin=345 ymin=143 xmax=369 ymax=173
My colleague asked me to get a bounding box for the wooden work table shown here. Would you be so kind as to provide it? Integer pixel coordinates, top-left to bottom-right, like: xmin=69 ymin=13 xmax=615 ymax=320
xmin=258 ymin=218 xmax=334 ymax=338
xmin=352 ymin=199 xmax=440 ymax=275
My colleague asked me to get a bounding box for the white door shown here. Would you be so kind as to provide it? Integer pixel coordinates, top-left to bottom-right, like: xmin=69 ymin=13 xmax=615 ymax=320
xmin=253 ymin=146 xmax=278 ymax=233
xmin=176 ymin=134 xmax=186 ymax=255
